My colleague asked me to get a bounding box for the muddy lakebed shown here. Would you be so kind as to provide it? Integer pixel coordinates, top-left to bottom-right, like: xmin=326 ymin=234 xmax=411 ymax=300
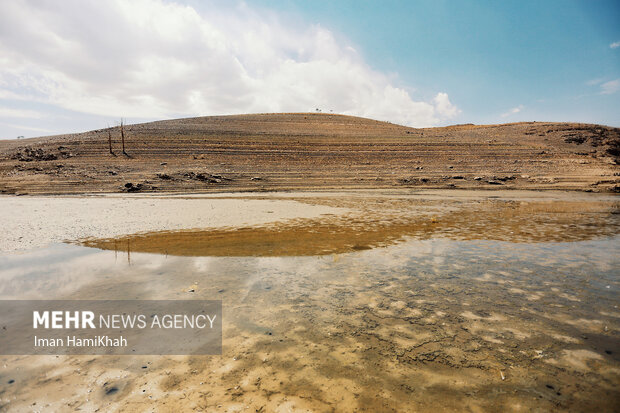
xmin=0 ymin=190 xmax=618 ymax=412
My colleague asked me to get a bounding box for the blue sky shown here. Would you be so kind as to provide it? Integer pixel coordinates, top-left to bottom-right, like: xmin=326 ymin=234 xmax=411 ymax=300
xmin=0 ymin=0 xmax=618 ymax=139
xmin=249 ymin=0 xmax=620 ymax=125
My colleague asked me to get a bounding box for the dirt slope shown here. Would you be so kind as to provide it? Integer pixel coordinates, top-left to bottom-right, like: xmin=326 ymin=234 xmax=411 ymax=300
xmin=0 ymin=113 xmax=618 ymax=194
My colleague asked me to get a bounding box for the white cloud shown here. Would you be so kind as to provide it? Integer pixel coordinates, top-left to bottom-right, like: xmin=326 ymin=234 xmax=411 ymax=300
xmin=610 ymin=41 xmax=620 ymax=49
xmin=600 ymin=79 xmax=620 ymax=95
xmin=433 ymin=92 xmax=461 ymax=118
xmin=501 ymin=104 xmax=524 ymax=118
xmin=0 ymin=0 xmax=459 ymax=127
xmin=0 ymin=122 xmax=52 ymax=133
xmin=0 ymin=106 xmax=46 ymax=118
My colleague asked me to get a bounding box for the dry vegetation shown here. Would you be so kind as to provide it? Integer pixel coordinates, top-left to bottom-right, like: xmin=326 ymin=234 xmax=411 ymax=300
xmin=0 ymin=113 xmax=618 ymax=194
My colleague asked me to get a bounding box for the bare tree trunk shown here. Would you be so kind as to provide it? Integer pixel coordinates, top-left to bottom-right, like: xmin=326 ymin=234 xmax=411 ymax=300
xmin=107 ymin=125 xmax=114 ymax=155
xmin=120 ymin=119 xmax=127 ymax=156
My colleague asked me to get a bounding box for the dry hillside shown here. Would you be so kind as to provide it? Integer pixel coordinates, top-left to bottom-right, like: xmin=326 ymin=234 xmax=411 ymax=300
xmin=0 ymin=113 xmax=618 ymax=194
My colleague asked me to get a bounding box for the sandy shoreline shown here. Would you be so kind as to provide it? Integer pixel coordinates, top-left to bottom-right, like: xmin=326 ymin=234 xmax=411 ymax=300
xmin=0 ymin=194 xmax=347 ymax=252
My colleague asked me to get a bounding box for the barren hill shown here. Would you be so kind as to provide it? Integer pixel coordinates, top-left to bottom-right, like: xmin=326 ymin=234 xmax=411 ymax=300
xmin=0 ymin=113 xmax=618 ymax=194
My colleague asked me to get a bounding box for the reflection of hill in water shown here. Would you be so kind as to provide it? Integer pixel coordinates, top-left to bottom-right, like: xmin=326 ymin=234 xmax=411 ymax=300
xmin=78 ymin=197 xmax=620 ymax=257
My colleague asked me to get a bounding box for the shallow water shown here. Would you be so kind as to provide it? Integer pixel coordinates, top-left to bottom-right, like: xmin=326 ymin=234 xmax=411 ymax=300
xmin=0 ymin=192 xmax=619 ymax=411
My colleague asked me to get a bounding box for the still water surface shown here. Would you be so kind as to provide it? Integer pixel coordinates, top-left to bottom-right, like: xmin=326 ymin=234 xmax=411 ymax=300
xmin=0 ymin=192 xmax=618 ymax=411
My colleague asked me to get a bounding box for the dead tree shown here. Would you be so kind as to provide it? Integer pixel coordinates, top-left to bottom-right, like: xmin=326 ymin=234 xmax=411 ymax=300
xmin=120 ymin=119 xmax=128 ymax=156
xmin=107 ymin=124 xmax=115 ymax=155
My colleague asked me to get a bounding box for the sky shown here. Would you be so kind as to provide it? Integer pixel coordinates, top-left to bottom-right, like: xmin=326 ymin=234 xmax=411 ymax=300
xmin=0 ymin=0 xmax=619 ymax=139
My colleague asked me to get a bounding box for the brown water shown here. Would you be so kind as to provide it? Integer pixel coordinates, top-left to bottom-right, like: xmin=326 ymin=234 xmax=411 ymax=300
xmin=0 ymin=192 xmax=619 ymax=412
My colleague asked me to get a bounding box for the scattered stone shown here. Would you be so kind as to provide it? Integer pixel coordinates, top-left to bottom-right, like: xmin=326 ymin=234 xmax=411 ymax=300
xmin=486 ymin=180 xmax=503 ymax=185
xmin=160 ymin=162 xmax=167 ymax=165
xmin=251 ymin=177 xmax=263 ymax=181
xmin=531 ymin=177 xmax=557 ymax=184
xmin=58 ymin=149 xmax=74 ymax=158
xmin=105 ymin=386 xmax=119 ymax=395
xmin=13 ymin=147 xmax=57 ymax=162
xmin=157 ymin=173 xmax=172 ymax=180
xmin=473 ymin=176 xmax=482 ymax=181
xmin=399 ymin=177 xmax=431 ymax=184
xmin=123 ymin=183 xmax=143 ymax=192
xmin=495 ymin=175 xmax=516 ymax=182
xmin=212 ymin=174 xmax=232 ymax=181
xmin=184 ymin=172 xmax=223 ymax=183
